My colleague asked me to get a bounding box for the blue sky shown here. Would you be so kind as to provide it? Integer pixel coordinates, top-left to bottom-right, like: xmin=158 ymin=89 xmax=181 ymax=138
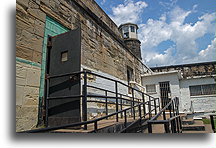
xmin=95 ymin=0 xmax=216 ymax=67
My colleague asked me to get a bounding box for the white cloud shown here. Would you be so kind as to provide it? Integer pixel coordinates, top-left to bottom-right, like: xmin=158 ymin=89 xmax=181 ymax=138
xmin=198 ymin=38 xmax=216 ymax=61
xmin=109 ymin=1 xmax=215 ymax=66
xmin=110 ymin=0 xmax=148 ymax=25
xmin=139 ymin=6 xmax=216 ymax=66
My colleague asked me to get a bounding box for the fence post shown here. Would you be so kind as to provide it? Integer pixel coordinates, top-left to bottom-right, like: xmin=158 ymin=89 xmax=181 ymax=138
xmin=82 ymin=71 xmax=88 ymax=130
xmin=115 ymin=81 xmax=119 ymax=122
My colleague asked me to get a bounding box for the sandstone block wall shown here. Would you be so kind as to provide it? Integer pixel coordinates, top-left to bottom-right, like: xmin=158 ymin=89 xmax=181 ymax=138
xmin=16 ymin=0 xmax=149 ymax=131
xmin=16 ymin=59 xmax=41 ymax=131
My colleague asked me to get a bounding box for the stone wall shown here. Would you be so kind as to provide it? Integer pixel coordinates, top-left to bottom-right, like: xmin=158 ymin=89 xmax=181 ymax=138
xmin=16 ymin=0 xmax=149 ymax=131
xmin=16 ymin=59 xmax=41 ymax=131
xmin=151 ymin=62 xmax=216 ymax=79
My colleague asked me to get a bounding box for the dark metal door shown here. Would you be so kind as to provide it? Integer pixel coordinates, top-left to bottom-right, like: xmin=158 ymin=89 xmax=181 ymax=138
xmin=46 ymin=27 xmax=81 ymax=127
xmin=159 ymin=81 xmax=171 ymax=108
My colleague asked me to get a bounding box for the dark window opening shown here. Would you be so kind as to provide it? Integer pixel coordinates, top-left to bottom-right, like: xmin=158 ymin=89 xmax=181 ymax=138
xmin=130 ymin=26 xmax=135 ymax=32
xmin=189 ymin=84 xmax=216 ymax=96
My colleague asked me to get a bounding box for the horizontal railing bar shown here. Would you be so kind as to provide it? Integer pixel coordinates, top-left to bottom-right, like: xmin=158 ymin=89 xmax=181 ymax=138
xmin=148 ymin=120 xmax=169 ymax=124
xmin=87 ymin=100 xmax=131 ymax=106
xmin=87 ymin=85 xmax=141 ymax=101
xmin=87 ymin=94 xmax=141 ymax=104
xmin=48 ymin=70 xmax=157 ymax=100
xmin=47 ymin=95 xmax=83 ymax=100
xmin=48 ymin=71 xmax=84 ymax=79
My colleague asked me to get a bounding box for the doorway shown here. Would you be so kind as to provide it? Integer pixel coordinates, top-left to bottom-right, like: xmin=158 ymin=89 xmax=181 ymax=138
xmin=159 ymin=81 xmax=171 ymax=108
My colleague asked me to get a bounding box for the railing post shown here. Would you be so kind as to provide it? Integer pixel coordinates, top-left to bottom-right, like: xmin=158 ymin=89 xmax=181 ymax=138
xmin=148 ymin=122 xmax=153 ymax=133
xmin=115 ymin=81 xmax=119 ymax=122
xmin=82 ymin=71 xmax=88 ymax=130
xmin=148 ymin=96 xmax=152 ymax=118
xmin=165 ymin=122 xmax=170 ymax=133
xmin=120 ymin=95 xmax=123 ymax=118
xmin=132 ymin=88 xmax=135 ymax=120
xmin=105 ymin=90 xmax=108 ymax=119
xmin=171 ymin=120 xmax=177 ymax=133
xmin=124 ymin=110 xmax=127 ymax=128
xmin=158 ymin=98 xmax=161 ymax=111
xmin=163 ymin=111 xmax=167 ymax=131
xmin=169 ymin=102 xmax=172 ymax=118
xmin=210 ymin=115 xmax=215 ymax=133
xmin=176 ymin=117 xmax=180 ymax=133
xmin=142 ymin=93 xmax=146 ymax=118
xmin=94 ymin=121 xmax=98 ymax=132
xmin=139 ymin=105 xmax=142 ymax=119
xmin=154 ymin=98 xmax=157 ymax=115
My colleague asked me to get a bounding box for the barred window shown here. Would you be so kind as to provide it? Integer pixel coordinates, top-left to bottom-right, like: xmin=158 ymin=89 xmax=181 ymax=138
xmin=146 ymin=84 xmax=156 ymax=93
xmin=189 ymin=84 xmax=216 ymax=96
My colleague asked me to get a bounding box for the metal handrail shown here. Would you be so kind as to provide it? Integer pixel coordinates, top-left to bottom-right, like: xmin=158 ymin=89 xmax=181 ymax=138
xmin=28 ymin=70 xmax=162 ymax=133
xmin=20 ymin=98 xmax=158 ymax=133
xmin=147 ymin=97 xmax=182 ymax=133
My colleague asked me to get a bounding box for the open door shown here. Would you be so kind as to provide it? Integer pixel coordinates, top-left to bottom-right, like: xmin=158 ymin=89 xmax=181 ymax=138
xmin=45 ymin=27 xmax=81 ymax=127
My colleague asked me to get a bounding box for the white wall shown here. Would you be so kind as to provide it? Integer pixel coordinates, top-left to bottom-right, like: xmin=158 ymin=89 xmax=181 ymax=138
xmin=179 ymin=77 xmax=216 ymax=113
xmin=142 ymin=72 xmax=182 ymax=109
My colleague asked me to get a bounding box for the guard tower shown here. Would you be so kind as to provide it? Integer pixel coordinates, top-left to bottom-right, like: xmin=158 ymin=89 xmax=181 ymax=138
xmin=119 ymin=23 xmax=142 ymax=59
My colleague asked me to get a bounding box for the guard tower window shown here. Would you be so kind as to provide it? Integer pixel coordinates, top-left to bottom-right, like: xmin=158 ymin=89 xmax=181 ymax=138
xmin=130 ymin=26 xmax=135 ymax=32
xmin=123 ymin=26 xmax=129 ymax=38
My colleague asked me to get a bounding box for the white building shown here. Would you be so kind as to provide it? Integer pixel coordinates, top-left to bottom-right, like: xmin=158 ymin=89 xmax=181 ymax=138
xmin=142 ymin=62 xmax=216 ymax=113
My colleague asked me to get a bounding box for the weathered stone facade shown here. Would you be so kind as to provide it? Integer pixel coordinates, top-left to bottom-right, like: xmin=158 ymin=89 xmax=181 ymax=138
xmin=16 ymin=0 xmax=150 ymax=131
xmin=151 ymin=61 xmax=216 ymax=79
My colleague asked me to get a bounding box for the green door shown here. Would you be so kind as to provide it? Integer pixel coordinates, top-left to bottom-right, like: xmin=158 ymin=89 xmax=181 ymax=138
xmin=38 ymin=16 xmax=69 ymax=124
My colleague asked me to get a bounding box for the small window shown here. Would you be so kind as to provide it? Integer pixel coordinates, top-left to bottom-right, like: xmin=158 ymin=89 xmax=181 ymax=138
xmin=189 ymin=84 xmax=216 ymax=96
xmin=122 ymin=26 xmax=129 ymax=38
xmin=146 ymin=84 xmax=156 ymax=93
xmin=61 ymin=51 xmax=68 ymax=62
xmin=130 ymin=26 xmax=135 ymax=32
xmin=123 ymin=32 xmax=129 ymax=38
xmin=122 ymin=26 xmax=129 ymax=33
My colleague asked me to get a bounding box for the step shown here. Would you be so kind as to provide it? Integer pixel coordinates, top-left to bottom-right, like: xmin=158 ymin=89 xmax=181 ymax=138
xmin=182 ymin=119 xmax=195 ymax=125
xmin=182 ymin=120 xmax=205 ymax=131
xmin=182 ymin=130 xmax=209 ymax=134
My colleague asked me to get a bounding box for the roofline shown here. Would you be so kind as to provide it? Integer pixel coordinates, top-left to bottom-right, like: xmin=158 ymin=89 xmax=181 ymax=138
xmin=150 ymin=61 xmax=216 ymax=69
xmin=141 ymin=70 xmax=179 ymax=77
xmin=119 ymin=23 xmax=139 ymax=29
